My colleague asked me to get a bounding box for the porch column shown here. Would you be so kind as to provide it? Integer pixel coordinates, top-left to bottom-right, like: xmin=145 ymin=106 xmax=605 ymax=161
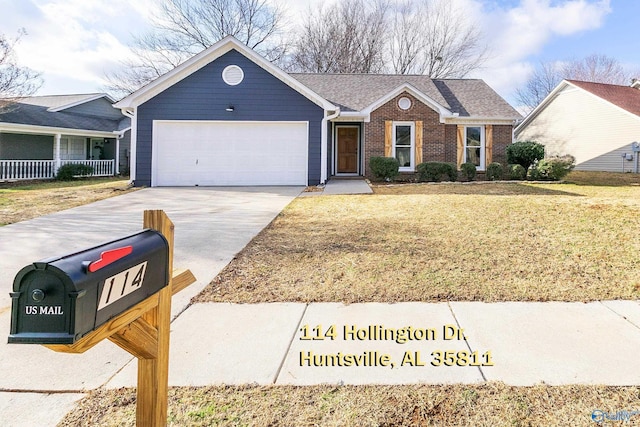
xmin=115 ymin=136 xmax=121 ymax=175
xmin=54 ymin=133 xmax=61 ymax=172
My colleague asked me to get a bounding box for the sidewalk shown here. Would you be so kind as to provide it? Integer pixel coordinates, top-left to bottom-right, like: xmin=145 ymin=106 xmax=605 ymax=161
xmin=103 ymin=300 xmax=640 ymax=389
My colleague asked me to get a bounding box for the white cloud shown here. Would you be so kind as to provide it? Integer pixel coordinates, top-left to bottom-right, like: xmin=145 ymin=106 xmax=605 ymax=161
xmin=1 ymin=0 xmax=154 ymax=95
xmin=473 ymin=0 xmax=611 ymax=101
xmin=0 ymin=0 xmax=614 ymax=100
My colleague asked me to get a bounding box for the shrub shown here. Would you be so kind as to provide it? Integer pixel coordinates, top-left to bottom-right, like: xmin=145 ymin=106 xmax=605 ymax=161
xmin=507 ymin=141 xmax=545 ymax=171
xmin=460 ymin=162 xmax=477 ymax=181
xmin=528 ymin=155 xmax=576 ymax=181
xmin=369 ymin=156 xmax=399 ymax=181
xmin=507 ymin=164 xmax=526 ymax=180
xmin=56 ymin=163 xmax=94 ymax=181
xmin=486 ymin=162 xmax=503 ymax=181
xmin=417 ymin=162 xmax=457 ymax=182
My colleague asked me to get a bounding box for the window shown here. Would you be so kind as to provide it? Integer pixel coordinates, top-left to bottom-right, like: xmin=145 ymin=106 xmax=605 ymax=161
xmin=59 ymin=137 xmax=86 ymax=160
xmin=393 ymin=122 xmax=415 ymax=171
xmin=464 ymin=126 xmax=485 ymax=170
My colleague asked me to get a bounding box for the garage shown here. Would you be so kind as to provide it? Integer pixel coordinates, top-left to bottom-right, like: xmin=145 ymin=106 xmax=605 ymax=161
xmin=152 ymin=121 xmax=308 ymax=186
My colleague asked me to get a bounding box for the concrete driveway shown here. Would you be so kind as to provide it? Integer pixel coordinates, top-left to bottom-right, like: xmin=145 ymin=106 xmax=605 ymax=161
xmin=0 ymin=186 xmax=301 ymax=423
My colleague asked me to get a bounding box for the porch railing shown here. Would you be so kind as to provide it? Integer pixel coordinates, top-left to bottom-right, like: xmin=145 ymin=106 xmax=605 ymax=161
xmin=60 ymin=160 xmax=115 ymax=177
xmin=0 ymin=160 xmax=56 ymax=181
xmin=0 ymin=159 xmax=115 ymax=181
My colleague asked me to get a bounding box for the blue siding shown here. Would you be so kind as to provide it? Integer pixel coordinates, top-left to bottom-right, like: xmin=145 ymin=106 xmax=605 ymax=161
xmin=136 ymin=49 xmax=325 ymax=186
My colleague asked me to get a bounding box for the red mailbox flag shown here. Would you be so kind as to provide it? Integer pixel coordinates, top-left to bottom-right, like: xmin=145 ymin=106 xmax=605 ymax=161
xmin=88 ymin=246 xmax=133 ymax=273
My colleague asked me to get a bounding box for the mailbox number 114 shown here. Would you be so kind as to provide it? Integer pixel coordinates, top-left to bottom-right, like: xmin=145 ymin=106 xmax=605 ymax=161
xmin=97 ymin=261 xmax=148 ymax=310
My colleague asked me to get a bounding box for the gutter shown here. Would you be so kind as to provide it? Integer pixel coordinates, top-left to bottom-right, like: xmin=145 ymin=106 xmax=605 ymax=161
xmin=321 ymin=109 xmax=340 ymax=184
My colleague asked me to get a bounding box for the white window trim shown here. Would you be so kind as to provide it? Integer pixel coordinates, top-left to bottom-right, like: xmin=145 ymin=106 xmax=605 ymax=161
xmin=393 ymin=121 xmax=415 ymax=172
xmin=464 ymin=125 xmax=485 ymax=171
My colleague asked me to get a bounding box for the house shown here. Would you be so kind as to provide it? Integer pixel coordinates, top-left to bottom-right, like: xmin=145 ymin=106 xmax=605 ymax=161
xmin=515 ymin=79 xmax=640 ymax=173
xmin=114 ymin=36 xmax=521 ymax=187
xmin=0 ymin=94 xmax=130 ymax=181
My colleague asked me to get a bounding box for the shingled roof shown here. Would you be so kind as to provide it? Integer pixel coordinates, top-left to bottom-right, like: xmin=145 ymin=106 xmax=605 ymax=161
xmin=290 ymin=73 xmax=521 ymax=119
xmin=0 ymin=94 xmax=127 ymax=133
xmin=566 ymin=80 xmax=640 ymax=117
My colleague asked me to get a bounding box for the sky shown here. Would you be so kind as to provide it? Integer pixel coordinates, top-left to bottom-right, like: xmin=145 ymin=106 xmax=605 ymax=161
xmin=0 ymin=0 xmax=637 ymax=107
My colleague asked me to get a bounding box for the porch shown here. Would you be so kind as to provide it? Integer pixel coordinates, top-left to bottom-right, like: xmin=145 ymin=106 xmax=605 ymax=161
xmin=0 ymin=159 xmax=116 ymax=181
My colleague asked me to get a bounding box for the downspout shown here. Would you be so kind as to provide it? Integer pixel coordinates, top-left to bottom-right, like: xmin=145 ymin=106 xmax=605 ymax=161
xmin=120 ymin=108 xmax=136 ymax=184
xmin=321 ymin=108 xmax=340 ymax=184
xmin=112 ymin=127 xmax=131 ymax=176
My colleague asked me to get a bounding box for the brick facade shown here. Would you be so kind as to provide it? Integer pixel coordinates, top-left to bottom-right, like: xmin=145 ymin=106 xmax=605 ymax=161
xmin=360 ymin=91 xmax=513 ymax=180
xmin=491 ymin=125 xmax=513 ymax=165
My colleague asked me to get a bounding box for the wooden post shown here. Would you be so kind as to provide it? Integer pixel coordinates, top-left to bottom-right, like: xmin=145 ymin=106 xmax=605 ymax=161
xmin=138 ymin=210 xmax=174 ymax=426
xmin=43 ymin=210 xmax=196 ymax=427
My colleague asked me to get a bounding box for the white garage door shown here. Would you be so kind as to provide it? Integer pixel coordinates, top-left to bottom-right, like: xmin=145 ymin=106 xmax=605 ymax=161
xmin=153 ymin=121 xmax=308 ymax=186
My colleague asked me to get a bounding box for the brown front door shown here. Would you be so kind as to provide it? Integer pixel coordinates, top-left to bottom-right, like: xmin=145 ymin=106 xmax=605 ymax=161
xmin=337 ymin=127 xmax=359 ymax=174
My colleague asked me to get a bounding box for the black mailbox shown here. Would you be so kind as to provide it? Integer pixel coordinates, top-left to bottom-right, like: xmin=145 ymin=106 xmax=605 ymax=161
xmin=8 ymin=229 xmax=169 ymax=344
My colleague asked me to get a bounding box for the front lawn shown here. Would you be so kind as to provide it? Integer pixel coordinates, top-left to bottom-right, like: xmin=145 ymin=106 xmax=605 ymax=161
xmin=59 ymin=171 xmax=640 ymax=426
xmin=0 ymin=178 xmax=136 ymax=226
xmin=59 ymin=384 xmax=640 ymax=426
xmin=196 ymin=171 xmax=640 ymax=303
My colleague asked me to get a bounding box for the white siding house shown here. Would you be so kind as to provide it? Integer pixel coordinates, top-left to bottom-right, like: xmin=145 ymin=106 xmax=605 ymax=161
xmin=515 ymin=80 xmax=640 ymax=172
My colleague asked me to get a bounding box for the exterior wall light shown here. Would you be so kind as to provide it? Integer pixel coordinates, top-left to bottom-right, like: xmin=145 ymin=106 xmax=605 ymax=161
xmin=226 ymin=105 xmax=235 ymax=112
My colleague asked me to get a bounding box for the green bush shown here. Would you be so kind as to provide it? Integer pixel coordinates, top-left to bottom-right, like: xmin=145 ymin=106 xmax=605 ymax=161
xmin=369 ymin=156 xmax=399 ymax=181
xmin=528 ymin=155 xmax=576 ymax=181
xmin=507 ymin=164 xmax=526 ymax=180
xmin=56 ymin=163 xmax=94 ymax=181
xmin=417 ymin=162 xmax=457 ymax=182
xmin=507 ymin=141 xmax=545 ymax=171
xmin=460 ymin=162 xmax=477 ymax=181
xmin=486 ymin=162 xmax=503 ymax=181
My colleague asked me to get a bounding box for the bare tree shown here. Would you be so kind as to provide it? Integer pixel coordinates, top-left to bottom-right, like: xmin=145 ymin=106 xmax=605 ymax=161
xmin=562 ymin=53 xmax=628 ymax=84
xmin=0 ymin=29 xmax=42 ymax=111
xmin=106 ymin=0 xmax=286 ymax=97
xmin=514 ymin=61 xmax=563 ymax=113
xmin=289 ymin=0 xmax=389 ymax=73
xmin=516 ymin=54 xmax=634 ymax=111
xmin=389 ymin=0 xmax=487 ymax=77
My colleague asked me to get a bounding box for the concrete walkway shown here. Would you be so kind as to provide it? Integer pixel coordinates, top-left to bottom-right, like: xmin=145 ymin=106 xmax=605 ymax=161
xmin=300 ymin=178 xmax=373 ymax=196
xmin=2 ymin=184 xmax=640 ymax=425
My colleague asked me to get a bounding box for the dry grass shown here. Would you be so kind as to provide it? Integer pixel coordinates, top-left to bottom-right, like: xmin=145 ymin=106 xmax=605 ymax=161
xmin=196 ymin=171 xmax=640 ymax=303
xmin=58 ymin=171 xmax=640 ymax=426
xmin=59 ymin=383 xmax=640 ymax=426
xmin=0 ymin=178 xmax=136 ymax=225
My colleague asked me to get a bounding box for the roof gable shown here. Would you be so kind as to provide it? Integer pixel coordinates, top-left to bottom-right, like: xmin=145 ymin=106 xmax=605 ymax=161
xmin=362 ymin=83 xmax=452 ymax=119
xmin=114 ymin=36 xmax=336 ymax=111
xmin=517 ymin=80 xmax=640 ymax=133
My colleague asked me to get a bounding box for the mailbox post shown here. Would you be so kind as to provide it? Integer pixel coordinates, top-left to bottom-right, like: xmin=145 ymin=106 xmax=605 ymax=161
xmin=8 ymin=210 xmax=196 ymax=427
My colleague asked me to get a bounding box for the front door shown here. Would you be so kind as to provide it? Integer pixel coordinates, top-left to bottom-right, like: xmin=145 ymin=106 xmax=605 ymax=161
xmin=336 ymin=126 xmax=359 ymax=174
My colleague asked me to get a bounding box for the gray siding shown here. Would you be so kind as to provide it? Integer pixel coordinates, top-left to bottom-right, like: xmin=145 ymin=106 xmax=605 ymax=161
xmin=136 ymin=49 xmax=325 ymax=186
xmin=118 ymin=130 xmax=131 ymax=174
xmin=65 ymin=98 xmax=124 ymax=120
xmin=0 ymin=133 xmax=53 ymax=159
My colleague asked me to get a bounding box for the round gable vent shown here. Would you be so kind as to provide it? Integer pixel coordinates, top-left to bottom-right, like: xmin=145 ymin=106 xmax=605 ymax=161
xmin=398 ymin=96 xmax=412 ymax=110
xmin=222 ymin=65 xmax=244 ymax=86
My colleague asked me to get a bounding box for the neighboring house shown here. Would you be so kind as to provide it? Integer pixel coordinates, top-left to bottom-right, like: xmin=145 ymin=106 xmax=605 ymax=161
xmin=0 ymin=94 xmax=131 ymax=181
xmin=515 ymin=79 xmax=640 ymax=173
xmin=114 ymin=36 xmax=521 ymax=187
